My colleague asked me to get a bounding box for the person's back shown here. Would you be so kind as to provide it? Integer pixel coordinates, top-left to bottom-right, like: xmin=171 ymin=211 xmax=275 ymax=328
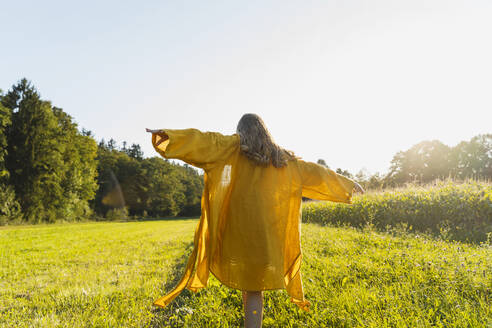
xmin=215 ymin=152 xmax=300 ymax=291
xmin=146 ymin=113 xmax=362 ymax=328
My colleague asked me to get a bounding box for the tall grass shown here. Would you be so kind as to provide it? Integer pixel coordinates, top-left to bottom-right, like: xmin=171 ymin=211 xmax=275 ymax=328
xmin=302 ymin=180 xmax=492 ymax=244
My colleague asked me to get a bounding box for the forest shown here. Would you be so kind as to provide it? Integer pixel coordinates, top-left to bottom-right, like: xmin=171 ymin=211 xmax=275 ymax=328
xmin=0 ymin=79 xmax=202 ymax=224
xmin=0 ymin=79 xmax=490 ymax=224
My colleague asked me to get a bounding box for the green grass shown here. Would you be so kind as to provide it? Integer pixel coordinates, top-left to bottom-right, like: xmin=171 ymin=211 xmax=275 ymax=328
xmin=1 ymin=220 xmax=490 ymax=327
xmin=303 ymin=181 xmax=492 ymax=244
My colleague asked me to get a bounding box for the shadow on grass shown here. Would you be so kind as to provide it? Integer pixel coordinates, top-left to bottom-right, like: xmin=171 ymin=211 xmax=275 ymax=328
xmin=148 ymin=244 xmax=246 ymax=328
xmin=149 ymin=241 xmax=196 ymax=328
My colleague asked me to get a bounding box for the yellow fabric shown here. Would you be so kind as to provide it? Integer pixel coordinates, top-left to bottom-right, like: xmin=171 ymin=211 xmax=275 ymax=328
xmin=151 ymin=128 xmax=355 ymax=311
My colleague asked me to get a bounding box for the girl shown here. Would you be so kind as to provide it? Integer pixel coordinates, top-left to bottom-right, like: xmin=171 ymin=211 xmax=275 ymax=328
xmin=146 ymin=114 xmax=363 ymax=327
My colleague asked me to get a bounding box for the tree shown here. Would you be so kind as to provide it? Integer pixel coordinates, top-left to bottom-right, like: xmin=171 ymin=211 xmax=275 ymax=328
xmin=177 ymin=164 xmax=203 ymax=216
xmin=317 ymin=159 xmax=329 ymax=168
xmin=125 ymin=143 xmax=144 ymax=160
xmin=107 ymin=138 xmax=117 ymax=151
xmin=1 ymin=79 xmax=98 ymax=222
xmin=52 ymin=107 xmax=99 ymax=220
xmin=0 ymin=90 xmax=21 ymax=224
xmin=337 ymin=168 xmax=354 ymax=179
xmin=450 ymin=134 xmax=492 ymax=180
xmin=2 ymin=79 xmax=65 ymax=222
xmin=93 ymin=139 xmax=204 ymax=218
xmin=388 ymin=140 xmax=451 ymax=184
xmin=0 ymin=95 xmax=11 ymax=181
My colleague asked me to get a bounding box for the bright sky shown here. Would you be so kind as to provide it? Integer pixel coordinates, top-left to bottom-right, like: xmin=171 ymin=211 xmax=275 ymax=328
xmin=1 ymin=1 xmax=491 ymax=175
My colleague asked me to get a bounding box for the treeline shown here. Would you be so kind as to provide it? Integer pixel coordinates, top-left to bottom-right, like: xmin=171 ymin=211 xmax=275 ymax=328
xmin=318 ymin=135 xmax=491 ymax=190
xmin=0 ymin=79 xmax=202 ymax=224
xmin=94 ymin=139 xmax=203 ymax=219
xmin=1 ymin=78 xmax=490 ymax=224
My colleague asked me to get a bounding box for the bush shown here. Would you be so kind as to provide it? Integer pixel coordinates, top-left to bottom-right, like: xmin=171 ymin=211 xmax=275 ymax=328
xmin=105 ymin=207 xmax=129 ymax=221
xmin=302 ymin=181 xmax=492 ymax=244
xmin=0 ymin=184 xmax=21 ymax=225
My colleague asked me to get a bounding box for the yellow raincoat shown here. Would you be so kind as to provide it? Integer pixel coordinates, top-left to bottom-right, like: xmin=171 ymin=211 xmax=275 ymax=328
xmin=151 ymin=128 xmax=355 ymax=311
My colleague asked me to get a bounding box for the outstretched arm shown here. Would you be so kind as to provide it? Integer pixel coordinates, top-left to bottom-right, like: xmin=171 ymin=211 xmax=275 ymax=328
xmin=299 ymin=160 xmax=361 ymax=203
xmin=146 ymin=128 xmax=239 ymax=171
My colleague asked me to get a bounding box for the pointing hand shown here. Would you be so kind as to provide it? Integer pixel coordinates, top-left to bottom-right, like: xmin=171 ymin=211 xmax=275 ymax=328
xmin=146 ymin=128 xmax=169 ymax=146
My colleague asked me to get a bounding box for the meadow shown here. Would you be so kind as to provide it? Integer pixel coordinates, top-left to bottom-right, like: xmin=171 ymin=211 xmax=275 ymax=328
xmin=1 ymin=218 xmax=490 ymax=327
xmin=303 ymin=181 xmax=492 ymax=244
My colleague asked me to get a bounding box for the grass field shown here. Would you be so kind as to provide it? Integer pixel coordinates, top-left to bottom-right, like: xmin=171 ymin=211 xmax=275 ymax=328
xmin=303 ymin=181 xmax=492 ymax=244
xmin=0 ymin=219 xmax=490 ymax=327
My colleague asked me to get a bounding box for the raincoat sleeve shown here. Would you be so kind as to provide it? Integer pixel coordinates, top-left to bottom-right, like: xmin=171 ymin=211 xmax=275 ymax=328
xmin=298 ymin=160 xmax=355 ymax=203
xmin=151 ymin=128 xmax=239 ymax=170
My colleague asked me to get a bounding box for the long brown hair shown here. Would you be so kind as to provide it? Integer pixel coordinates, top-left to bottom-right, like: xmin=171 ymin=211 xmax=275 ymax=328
xmin=236 ymin=113 xmax=296 ymax=168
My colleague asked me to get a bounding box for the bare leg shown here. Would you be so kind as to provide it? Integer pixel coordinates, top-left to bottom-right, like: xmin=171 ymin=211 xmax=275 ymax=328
xmin=242 ymin=290 xmax=264 ymax=328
